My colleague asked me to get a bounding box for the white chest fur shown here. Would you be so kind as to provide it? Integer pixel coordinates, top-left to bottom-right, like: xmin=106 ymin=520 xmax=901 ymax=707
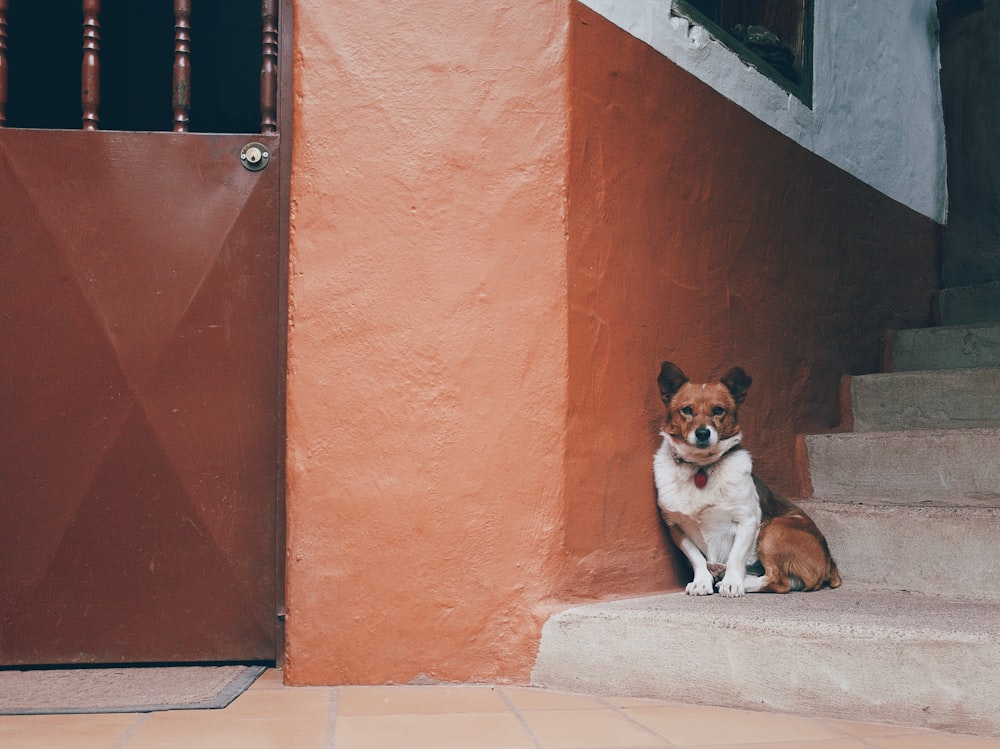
xmin=653 ymin=435 xmax=762 ymax=565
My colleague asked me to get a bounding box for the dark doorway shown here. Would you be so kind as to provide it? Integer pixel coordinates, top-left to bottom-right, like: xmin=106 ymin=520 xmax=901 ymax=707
xmin=5 ymin=0 xmax=262 ymax=133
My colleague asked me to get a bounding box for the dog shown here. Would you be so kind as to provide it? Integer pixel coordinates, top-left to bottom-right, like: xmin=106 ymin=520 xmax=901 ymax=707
xmin=653 ymin=361 xmax=841 ymax=597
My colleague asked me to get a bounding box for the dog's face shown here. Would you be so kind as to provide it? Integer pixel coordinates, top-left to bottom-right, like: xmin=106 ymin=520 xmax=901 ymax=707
xmin=657 ymin=361 xmax=751 ymax=455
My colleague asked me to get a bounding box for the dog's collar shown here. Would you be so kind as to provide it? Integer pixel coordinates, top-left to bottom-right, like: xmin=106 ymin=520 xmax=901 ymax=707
xmin=673 ymin=439 xmax=743 ymax=488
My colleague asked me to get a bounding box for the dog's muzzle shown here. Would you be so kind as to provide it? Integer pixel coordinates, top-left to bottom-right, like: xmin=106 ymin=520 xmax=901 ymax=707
xmin=692 ymin=425 xmax=714 ymax=449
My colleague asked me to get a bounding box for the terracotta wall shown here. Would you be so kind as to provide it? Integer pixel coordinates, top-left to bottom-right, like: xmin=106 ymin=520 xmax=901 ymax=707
xmin=563 ymin=3 xmax=940 ymax=588
xmin=284 ymin=0 xmax=573 ymax=685
xmin=285 ymin=0 xmax=941 ymax=685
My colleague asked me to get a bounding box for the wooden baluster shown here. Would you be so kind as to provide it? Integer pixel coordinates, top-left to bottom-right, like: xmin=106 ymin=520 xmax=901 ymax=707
xmin=0 ymin=0 xmax=8 ymax=127
xmin=260 ymin=0 xmax=278 ymax=133
xmin=173 ymin=0 xmax=192 ymax=132
xmin=82 ymin=0 xmax=101 ymax=130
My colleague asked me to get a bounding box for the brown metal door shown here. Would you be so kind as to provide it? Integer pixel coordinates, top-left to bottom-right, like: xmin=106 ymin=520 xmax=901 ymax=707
xmin=0 ymin=2 xmax=283 ymax=665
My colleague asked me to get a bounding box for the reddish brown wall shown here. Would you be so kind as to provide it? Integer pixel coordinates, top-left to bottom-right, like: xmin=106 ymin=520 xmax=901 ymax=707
xmin=561 ymin=3 xmax=941 ymax=590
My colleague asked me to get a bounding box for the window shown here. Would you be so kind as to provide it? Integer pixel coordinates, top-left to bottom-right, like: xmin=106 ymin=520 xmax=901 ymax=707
xmin=674 ymin=0 xmax=813 ymax=106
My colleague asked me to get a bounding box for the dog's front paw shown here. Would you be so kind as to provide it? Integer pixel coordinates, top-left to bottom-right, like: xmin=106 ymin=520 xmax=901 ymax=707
xmin=685 ymin=580 xmax=714 ymax=596
xmin=716 ymin=576 xmax=746 ymax=598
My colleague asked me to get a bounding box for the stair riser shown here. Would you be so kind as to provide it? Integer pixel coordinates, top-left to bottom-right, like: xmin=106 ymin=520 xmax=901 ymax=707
xmin=807 ymin=503 xmax=1000 ymax=600
xmin=893 ymin=325 xmax=1000 ymax=371
xmin=533 ymin=598 xmax=1000 ymax=736
xmin=936 ymin=282 xmax=1000 ymax=326
xmin=850 ymin=369 xmax=1000 ymax=431
xmin=805 ymin=430 xmax=1000 ymax=502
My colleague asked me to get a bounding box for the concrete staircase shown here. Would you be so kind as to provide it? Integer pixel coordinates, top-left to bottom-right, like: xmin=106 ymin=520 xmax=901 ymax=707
xmin=532 ymin=282 xmax=1000 ymax=737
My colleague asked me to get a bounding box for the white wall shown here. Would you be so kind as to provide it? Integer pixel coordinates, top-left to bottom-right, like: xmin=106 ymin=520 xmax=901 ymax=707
xmin=577 ymin=0 xmax=947 ymax=223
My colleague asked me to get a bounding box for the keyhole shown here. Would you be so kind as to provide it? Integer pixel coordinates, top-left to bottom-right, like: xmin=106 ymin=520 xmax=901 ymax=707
xmin=240 ymin=142 xmax=270 ymax=171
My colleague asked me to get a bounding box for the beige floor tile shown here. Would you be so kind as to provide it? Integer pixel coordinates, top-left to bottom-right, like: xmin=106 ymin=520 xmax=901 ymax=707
xmin=819 ymin=717 xmax=937 ymax=738
xmin=520 ymin=708 xmax=669 ymax=748
xmin=0 ymin=713 xmax=141 ymax=749
xmin=866 ymin=733 xmax=1000 ymax=749
xmin=624 ymin=703 xmax=842 ymax=746
xmin=248 ymin=668 xmax=286 ymax=691
xmin=336 ymin=685 xmax=509 ymax=716
xmin=123 ymin=688 xmax=331 ymax=749
xmin=698 ymin=741 xmax=868 ymax=749
xmin=502 ymin=687 xmax=605 ymax=711
xmin=602 ymin=696 xmax=685 ymax=709
xmin=335 ymin=711 xmax=535 ymax=749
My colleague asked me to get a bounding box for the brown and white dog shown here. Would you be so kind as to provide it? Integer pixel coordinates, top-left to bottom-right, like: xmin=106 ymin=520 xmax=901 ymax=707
xmin=653 ymin=361 xmax=841 ymax=597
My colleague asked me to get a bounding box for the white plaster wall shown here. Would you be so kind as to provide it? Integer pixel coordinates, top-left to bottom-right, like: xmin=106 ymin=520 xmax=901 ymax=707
xmin=578 ymin=0 xmax=947 ymax=223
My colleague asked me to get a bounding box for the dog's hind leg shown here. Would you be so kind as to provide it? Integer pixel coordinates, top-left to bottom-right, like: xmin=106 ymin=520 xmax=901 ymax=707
xmin=752 ymin=516 xmax=837 ymax=592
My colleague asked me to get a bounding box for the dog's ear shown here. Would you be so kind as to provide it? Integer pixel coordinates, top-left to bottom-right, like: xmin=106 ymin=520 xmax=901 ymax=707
xmin=657 ymin=361 xmax=688 ymax=404
xmin=720 ymin=367 xmax=752 ymax=405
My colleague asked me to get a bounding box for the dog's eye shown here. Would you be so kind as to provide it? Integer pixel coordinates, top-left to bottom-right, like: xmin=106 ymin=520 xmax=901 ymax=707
xmin=680 ymin=406 xmax=694 ymax=417
xmin=711 ymin=406 xmax=726 ymax=417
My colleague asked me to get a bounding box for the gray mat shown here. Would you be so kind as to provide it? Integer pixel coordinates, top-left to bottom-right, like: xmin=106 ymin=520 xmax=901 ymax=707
xmin=0 ymin=664 xmax=266 ymax=715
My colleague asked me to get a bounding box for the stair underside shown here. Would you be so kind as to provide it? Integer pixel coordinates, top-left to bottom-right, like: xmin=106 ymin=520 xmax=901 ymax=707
xmin=532 ymin=588 xmax=1000 ymax=737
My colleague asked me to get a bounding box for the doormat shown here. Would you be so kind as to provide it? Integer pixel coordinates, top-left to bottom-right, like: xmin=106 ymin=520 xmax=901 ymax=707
xmin=0 ymin=664 xmax=267 ymax=715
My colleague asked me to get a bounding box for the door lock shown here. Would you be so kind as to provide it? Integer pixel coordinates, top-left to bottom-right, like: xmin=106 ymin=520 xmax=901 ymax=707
xmin=241 ymin=142 xmax=270 ymax=171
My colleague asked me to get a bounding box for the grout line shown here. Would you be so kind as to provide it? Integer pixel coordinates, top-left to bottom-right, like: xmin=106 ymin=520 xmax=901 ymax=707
xmin=326 ymin=688 xmax=339 ymax=749
xmin=111 ymin=713 xmax=149 ymax=749
xmin=594 ymin=697 xmax=679 ymax=748
xmin=497 ymin=687 xmax=544 ymax=749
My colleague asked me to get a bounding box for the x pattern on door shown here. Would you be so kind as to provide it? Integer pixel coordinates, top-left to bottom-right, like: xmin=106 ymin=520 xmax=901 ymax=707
xmin=1 ymin=132 xmax=280 ymax=664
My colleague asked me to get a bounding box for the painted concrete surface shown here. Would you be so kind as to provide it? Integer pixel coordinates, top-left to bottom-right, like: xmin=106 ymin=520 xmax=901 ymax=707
xmin=577 ymin=0 xmax=947 ymax=223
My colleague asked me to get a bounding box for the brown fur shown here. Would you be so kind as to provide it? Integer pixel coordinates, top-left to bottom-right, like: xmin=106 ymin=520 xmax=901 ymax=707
xmin=754 ymin=477 xmax=842 ymax=592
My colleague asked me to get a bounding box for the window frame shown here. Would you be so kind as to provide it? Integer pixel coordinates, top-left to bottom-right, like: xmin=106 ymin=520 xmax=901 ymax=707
xmin=673 ymin=0 xmax=814 ymax=107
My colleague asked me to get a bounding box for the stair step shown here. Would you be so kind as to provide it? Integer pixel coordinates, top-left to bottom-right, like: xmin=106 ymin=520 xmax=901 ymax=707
xmin=803 ymin=499 xmax=1000 ymax=600
xmin=850 ymin=368 xmax=1000 ymax=431
xmin=805 ymin=428 xmax=1000 ymax=503
xmin=532 ymin=589 xmax=1000 ymax=736
xmin=936 ymin=281 xmax=1000 ymax=325
xmin=892 ymin=323 xmax=1000 ymax=371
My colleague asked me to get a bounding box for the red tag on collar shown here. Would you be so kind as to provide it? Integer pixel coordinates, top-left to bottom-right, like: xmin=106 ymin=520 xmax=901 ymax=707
xmin=694 ymin=468 xmax=708 ymax=488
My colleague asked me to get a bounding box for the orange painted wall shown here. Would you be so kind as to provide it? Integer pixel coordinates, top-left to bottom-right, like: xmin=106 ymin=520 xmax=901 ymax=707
xmin=285 ymin=0 xmax=941 ymax=685
xmin=284 ymin=0 xmax=573 ymax=685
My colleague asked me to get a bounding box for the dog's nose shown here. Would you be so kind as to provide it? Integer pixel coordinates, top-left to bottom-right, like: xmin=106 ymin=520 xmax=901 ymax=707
xmin=694 ymin=426 xmax=711 ymax=443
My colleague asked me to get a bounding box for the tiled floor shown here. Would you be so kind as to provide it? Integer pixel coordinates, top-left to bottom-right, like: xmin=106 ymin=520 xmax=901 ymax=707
xmin=0 ymin=669 xmax=998 ymax=749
